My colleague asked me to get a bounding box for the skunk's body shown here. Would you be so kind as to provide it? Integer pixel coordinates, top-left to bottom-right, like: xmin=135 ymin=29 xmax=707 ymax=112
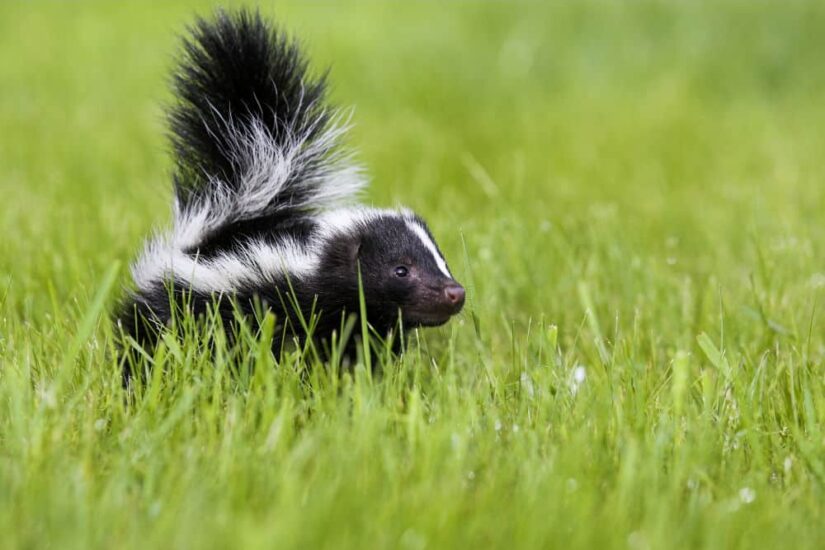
xmin=118 ymin=10 xmax=464 ymax=376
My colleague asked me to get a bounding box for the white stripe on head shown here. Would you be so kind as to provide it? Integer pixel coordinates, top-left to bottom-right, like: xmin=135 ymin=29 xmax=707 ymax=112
xmin=314 ymin=207 xmax=453 ymax=279
xmin=405 ymin=220 xmax=452 ymax=278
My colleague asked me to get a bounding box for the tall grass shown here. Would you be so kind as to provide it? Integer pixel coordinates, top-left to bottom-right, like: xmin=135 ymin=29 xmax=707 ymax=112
xmin=2 ymin=1 xmax=825 ymax=548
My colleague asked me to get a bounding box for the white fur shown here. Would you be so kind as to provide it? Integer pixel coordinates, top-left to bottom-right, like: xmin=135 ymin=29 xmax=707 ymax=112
xmin=405 ymin=220 xmax=452 ymax=278
xmin=314 ymin=207 xmax=382 ymax=240
xmin=132 ymin=234 xmax=318 ymax=293
xmin=172 ymin=114 xmax=366 ymax=251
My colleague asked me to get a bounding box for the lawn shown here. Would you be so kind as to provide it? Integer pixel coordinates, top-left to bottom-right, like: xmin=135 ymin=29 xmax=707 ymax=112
xmin=2 ymin=0 xmax=825 ymax=548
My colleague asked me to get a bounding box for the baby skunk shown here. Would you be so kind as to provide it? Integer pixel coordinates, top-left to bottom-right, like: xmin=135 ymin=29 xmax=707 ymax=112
xmin=117 ymin=9 xmax=465 ymax=373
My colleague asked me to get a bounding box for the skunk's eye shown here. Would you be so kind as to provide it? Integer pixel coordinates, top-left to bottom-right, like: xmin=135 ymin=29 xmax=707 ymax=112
xmin=394 ymin=266 xmax=409 ymax=278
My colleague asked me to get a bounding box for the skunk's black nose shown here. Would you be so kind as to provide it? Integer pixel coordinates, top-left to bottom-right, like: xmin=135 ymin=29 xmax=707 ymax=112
xmin=443 ymin=283 xmax=465 ymax=311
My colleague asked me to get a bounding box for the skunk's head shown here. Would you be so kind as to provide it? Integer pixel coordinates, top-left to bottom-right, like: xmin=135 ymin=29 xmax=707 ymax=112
xmin=317 ymin=209 xmax=465 ymax=328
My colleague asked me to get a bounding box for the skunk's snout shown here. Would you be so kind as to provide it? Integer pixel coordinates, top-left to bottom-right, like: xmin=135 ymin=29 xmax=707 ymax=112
xmin=400 ymin=277 xmax=465 ymax=327
xmin=443 ymin=283 xmax=465 ymax=312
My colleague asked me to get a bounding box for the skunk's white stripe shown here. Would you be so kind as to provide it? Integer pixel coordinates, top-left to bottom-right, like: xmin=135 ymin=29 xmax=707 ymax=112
xmin=406 ymin=221 xmax=452 ymax=278
xmin=132 ymin=236 xmax=318 ymax=293
xmin=172 ymin=115 xmax=367 ymax=251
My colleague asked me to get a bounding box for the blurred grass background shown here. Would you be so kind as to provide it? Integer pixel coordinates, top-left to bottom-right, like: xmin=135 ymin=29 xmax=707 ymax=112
xmin=2 ymin=1 xmax=825 ymax=548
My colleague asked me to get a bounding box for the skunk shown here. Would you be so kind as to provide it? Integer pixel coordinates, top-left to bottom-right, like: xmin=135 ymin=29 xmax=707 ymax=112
xmin=117 ymin=9 xmax=465 ymax=374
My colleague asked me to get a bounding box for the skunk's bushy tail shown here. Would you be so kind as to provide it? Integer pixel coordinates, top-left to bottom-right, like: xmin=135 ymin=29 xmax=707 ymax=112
xmin=169 ymin=9 xmax=364 ymax=251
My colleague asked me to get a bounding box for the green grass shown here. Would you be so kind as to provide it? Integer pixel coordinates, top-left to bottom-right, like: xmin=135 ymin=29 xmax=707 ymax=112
xmin=3 ymin=0 xmax=825 ymax=548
